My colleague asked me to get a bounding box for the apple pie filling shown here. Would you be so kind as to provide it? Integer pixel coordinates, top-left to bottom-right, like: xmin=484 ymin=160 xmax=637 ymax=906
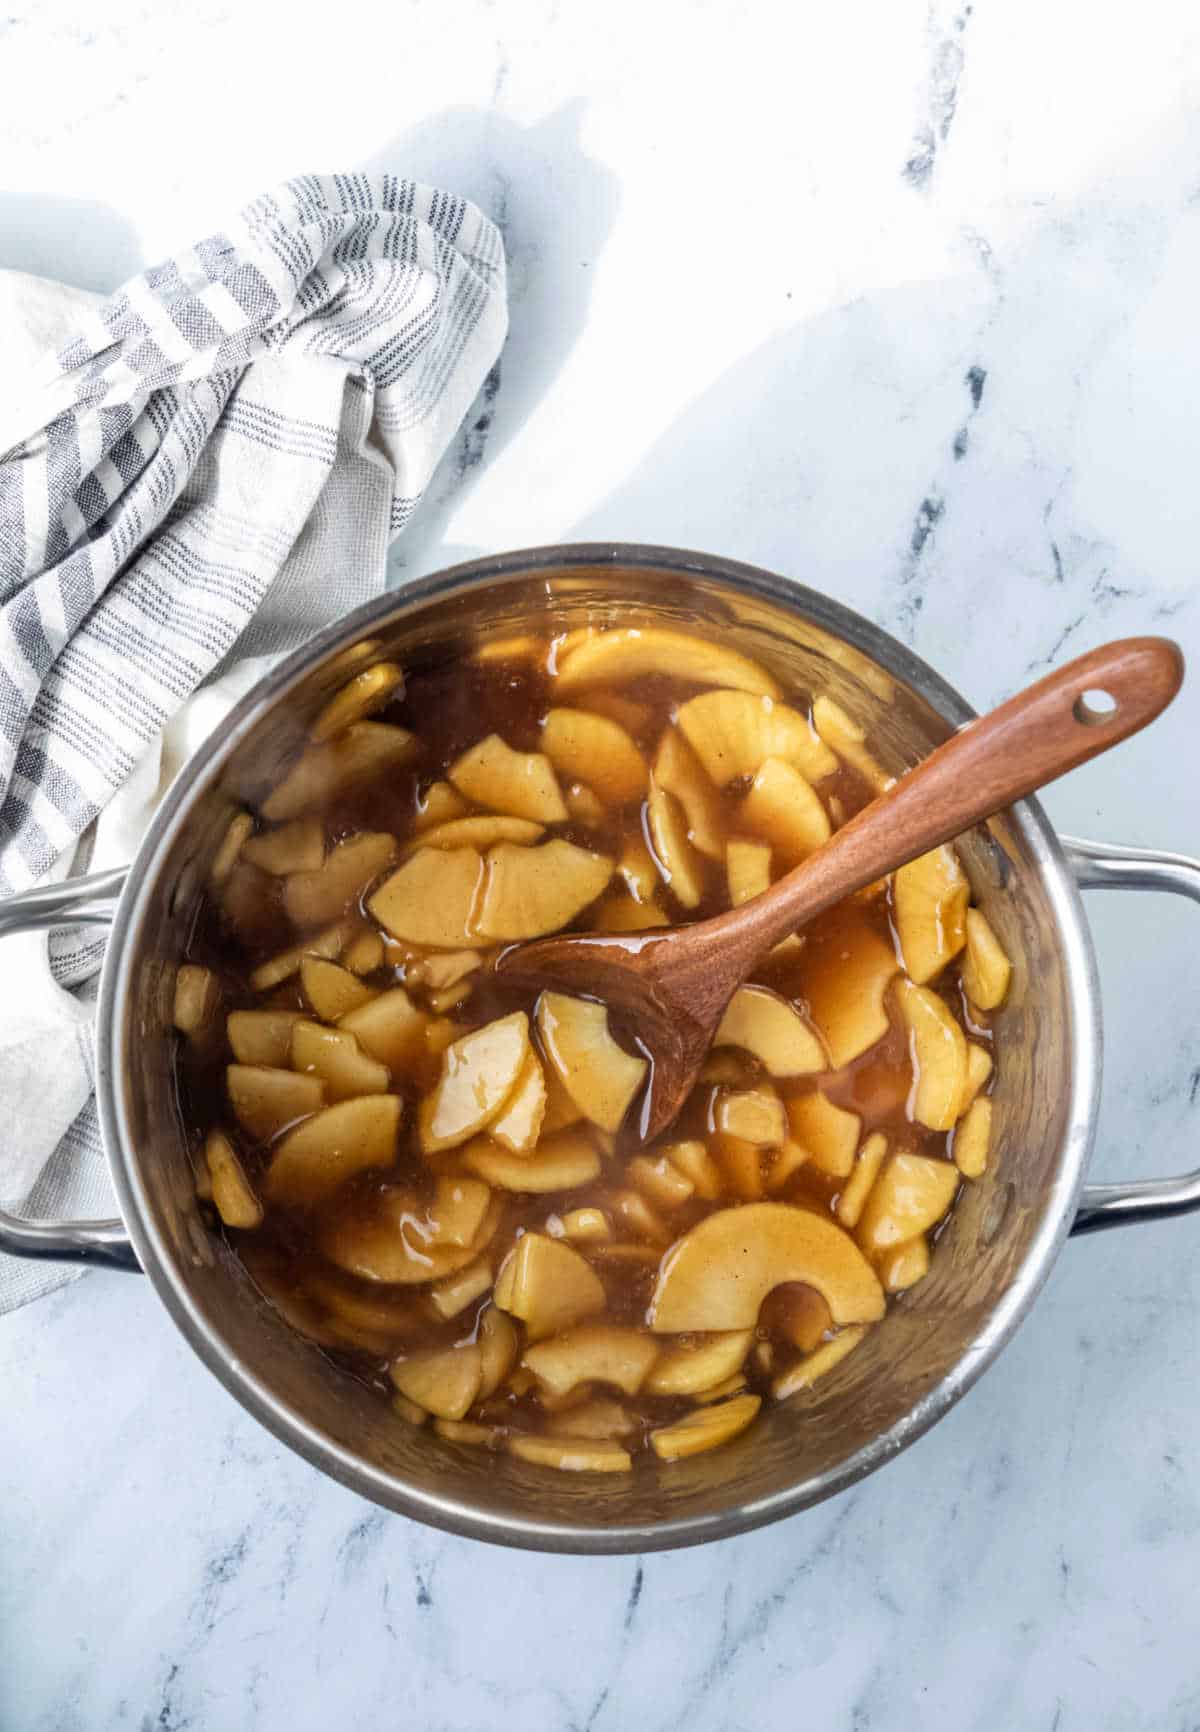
xmin=174 ymin=624 xmax=1010 ymax=1470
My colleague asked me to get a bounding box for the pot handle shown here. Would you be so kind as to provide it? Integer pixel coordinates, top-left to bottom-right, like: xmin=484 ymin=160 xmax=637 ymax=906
xmin=0 ymin=867 xmax=140 ymax=1270
xmin=1065 ymin=835 xmax=1200 ymax=1234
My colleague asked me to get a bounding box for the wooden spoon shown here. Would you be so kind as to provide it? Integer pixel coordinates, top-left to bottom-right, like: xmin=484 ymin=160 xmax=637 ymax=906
xmin=495 ymin=637 xmax=1184 ymax=1141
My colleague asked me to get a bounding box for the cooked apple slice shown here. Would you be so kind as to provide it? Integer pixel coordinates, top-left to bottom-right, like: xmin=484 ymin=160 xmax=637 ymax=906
xmin=264 ymin=1094 xmax=401 ymax=1206
xmin=876 ymin=1236 xmax=930 ymax=1292
xmin=427 ymin=1174 xmax=493 ymax=1248
xmin=811 ymin=696 xmax=892 ymax=792
xmin=303 ymin=1270 xmax=421 ymax=1351
xmin=715 ymin=1087 xmax=786 ymax=1147
xmin=541 ymin=709 xmax=647 ymax=805
xmin=173 ymin=964 xmax=220 ymax=1037
xmin=895 ymin=978 xmax=968 ymax=1130
xmin=772 ymin=1325 xmax=867 ymax=1399
xmin=554 ymin=627 xmax=779 ymax=698
xmin=301 ymin=956 xmax=375 ymax=1022
xmin=419 ymin=1011 xmax=530 ymax=1153
xmin=414 ymin=780 xmax=468 ymax=830
xmin=486 ymin=1050 xmax=547 ymax=1154
xmin=392 ymin=1393 xmax=427 ymax=1427
xmin=645 ymin=782 xmax=704 ymax=908
xmin=953 ymin=1096 xmax=991 ymax=1179
xmin=652 ymin=728 xmax=724 ymax=860
xmin=650 ymin=1392 xmax=761 ymax=1461
xmin=290 ymin=1020 xmax=389 ymax=1101
xmin=368 ymin=847 xmax=484 ymax=949
xmin=474 ymin=631 xmax=547 ymax=666
xmin=555 ymin=1206 xmax=611 ymax=1243
xmin=726 ymin=838 xmax=772 ymax=907
xmin=708 ymin=1133 xmax=762 ymax=1201
xmin=644 ymin=1330 xmax=753 ymax=1396
xmin=227 ymin=1065 xmax=324 ymax=1143
xmin=203 ymin=1129 xmax=263 ymax=1229
xmin=662 ymin=1138 xmax=723 ymax=1200
xmin=241 ymin=818 xmax=326 ymax=876
xmin=541 ymin=1064 xmax=584 ymax=1135
xmin=738 ymin=758 xmax=831 ymax=864
xmin=801 ymin=919 xmax=898 ymax=1065
xmin=209 ymin=811 xmax=253 ymax=888
xmin=449 ymin=734 xmax=568 ymax=823
xmin=961 ymin=907 xmax=1012 ymax=1010
xmin=627 ymin=1154 xmax=694 ymax=1209
xmin=341 ymin=929 xmax=383 ymax=975
xmin=421 ymin=951 xmax=483 ymax=993
xmin=580 ymin=690 xmax=650 ymax=734
xmin=493 ymin=1233 xmax=606 ymax=1341
xmin=677 ymin=690 xmax=837 ymax=785
xmin=247 ymin=919 xmax=354 ymax=992
xmin=391 ymin=1342 xmax=482 ymax=1421
xmin=594 ymin=892 xmax=669 ymax=933
xmin=433 ymin=1418 xmax=498 ymax=1447
xmin=549 ymin=1399 xmax=635 ymax=1440
xmin=463 ymin=1128 xmax=601 ymax=1192
xmin=608 ymin=1186 xmax=669 ymax=1243
xmin=311 ymin=660 xmax=404 ymax=742
xmin=338 ymin=986 xmax=426 ymax=1071
xmin=562 ymin=783 xmax=603 ymax=827
xmin=322 ymin=1190 xmax=500 ymax=1284
xmin=523 ymin=1324 xmax=658 ymax=1398
xmin=782 ymin=1087 xmax=855 ymax=1184
xmin=650 ymin=1202 xmax=885 ymax=1331
xmin=785 ymin=1090 xmax=861 ymax=1178
xmin=617 ymin=836 xmax=660 ymax=903
xmin=507 ymin=1434 xmax=632 ymax=1472
xmin=535 ymin=992 xmax=647 ymax=1133
xmin=262 ymin=722 xmax=419 ymax=820
xmin=855 ymin=1150 xmax=959 ymax=1253
xmin=228 ymin=1009 xmax=305 ymax=1067
xmin=283 ymin=832 xmax=396 ymax=929
xmin=893 ymin=845 xmax=969 ymax=985
xmin=962 ymin=1042 xmax=993 ymax=1110
xmin=473 ymin=840 xmax=613 ymax=941
xmin=835 ymin=1132 xmax=888 ymax=1229
xmin=715 ymin=985 xmax=825 ymax=1077
xmin=767 ymin=1139 xmax=812 ymax=1191
xmin=409 ymin=815 xmax=544 ymax=854
xmin=476 ymin=1305 xmax=520 ymax=1397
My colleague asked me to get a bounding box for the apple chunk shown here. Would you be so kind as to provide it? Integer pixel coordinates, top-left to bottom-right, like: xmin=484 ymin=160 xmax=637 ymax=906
xmin=473 ymin=840 xmax=613 ymax=940
xmin=391 ymin=1342 xmax=482 ymax=1421
xmin=311 ymin=660 xmax=404 ymax=742
xmin=715 ymin=985 xmax=825 ymax=1077
xmin=507 ymin=1435 xmax=632 ymax=1473
xmin=540 ymin=709 xmax=647 ymax=804
xmin=855 ymin=1151 xmax=959 ymax=1253
xmin=739 ymin=757 xmax=831 ymax=865
xmin=300 ymin=956 xmax=375 ymax=1022
xmin=228 ymin=1010 xmax=305 ymax=1068
xmin=649 ymin=1202 xmax=885 ymax=1332
xmin=726 ymin=838 xmax=772 ymax=907
xmin=262 ymin=722 xmax=419 ymax=820
xmin=283 ymin=831 xmax=396 ymax=929
xmin=487 ymin=1050 xmax=547 ymax=1153
xmin=785 ymin=1090 xmax=861 ymax=1179
xmin=811 ymin=696 xmax=892 ymax=792
xmin=643 ymin=1330 xmax=753 ymax=1396
xmin=522 ymin=1324 xmax=659 ymax=1397
xmin=800 ymin=918 xmax=898 ymax=1066
xmin=895 ymin=978 xmax=968 ymax=1131
xmin=242 ymin=818 xmax=325 ymax=875
xmin=449 ymin=733 xmax=568 ymax=823
xmin=407 ymin=815 xmax=544 ymax=853
xmin=203 ymin=1130 xmax=263 ymax=1230
xmin=536 ymin=992 xmax=647 ymax=1133
xmin=650 ymin=1393 xmax=761 ymax=1461
xmin=290 ymin=1020 xmax=390 ymax=1101
xmin=653 ymin=728 xmax=725 ymax=861
xmin=264 ymin=1094 xmax=402 ymax=1206
xmin=961 ymin=907 xmax=1013 ymax=1010
xmin=645 ymin=781 xmax=705 ymax=908
xmin=321 ymin=1191 xmax=499 ymax=1285
xmin=368 ymin=847 xmax=484 ymax=949
xmin=953 ymin=1096 xmax=992 ymax=1179
xmin=419 ymin=1011 xmax=531 ymax=1152
xmin=893 ymin=844 xmax=969 ymax=985
xmin=677 ymin=690 xmax=837 ymax=785
xmin=493 ymin=1233 xmax=607 ymax=1340
xmin=227 ymin=1065 xmax=324 ymax=1143
xmin=462 ymin=1128 xmax=601 ymax=1192
xmin=553 ymin=626 xmax=780 ymax=698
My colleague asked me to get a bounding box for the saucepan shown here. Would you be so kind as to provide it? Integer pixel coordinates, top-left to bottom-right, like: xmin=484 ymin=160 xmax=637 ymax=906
xmin=2 ymin=544 xmax=1197 ymax=1554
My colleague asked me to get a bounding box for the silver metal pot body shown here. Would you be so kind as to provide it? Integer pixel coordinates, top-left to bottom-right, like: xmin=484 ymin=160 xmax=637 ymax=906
xmin=5 ymin=545 xmax=1199 ymax=1553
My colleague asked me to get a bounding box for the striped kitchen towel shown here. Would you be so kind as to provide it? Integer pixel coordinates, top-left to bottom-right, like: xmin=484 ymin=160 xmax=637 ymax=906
xmin=0 ymin=173 xmax=507 ymax=1311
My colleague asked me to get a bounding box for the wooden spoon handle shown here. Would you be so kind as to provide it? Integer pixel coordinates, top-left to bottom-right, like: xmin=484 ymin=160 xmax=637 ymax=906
xmin=723 ymin=636 xmax=1185 ymax=961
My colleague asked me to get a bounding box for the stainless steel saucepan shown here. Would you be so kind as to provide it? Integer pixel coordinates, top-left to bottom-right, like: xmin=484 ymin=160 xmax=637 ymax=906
xmin=2 ymin=544 xmax=1197 ymax=1554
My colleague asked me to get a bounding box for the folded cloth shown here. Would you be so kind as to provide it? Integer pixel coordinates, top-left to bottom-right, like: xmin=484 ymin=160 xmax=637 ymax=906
xmin=0 ymin=174 xmax=506 ymax=1312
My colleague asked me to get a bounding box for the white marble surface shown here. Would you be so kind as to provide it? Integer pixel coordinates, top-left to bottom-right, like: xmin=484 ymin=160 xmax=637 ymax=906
xmin=3 ymin=0 xmax=1200 ymax=1726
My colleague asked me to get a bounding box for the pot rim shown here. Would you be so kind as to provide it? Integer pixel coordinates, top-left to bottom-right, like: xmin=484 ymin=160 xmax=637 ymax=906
xmin=96 ymin=542 xmax=1101 ymax=1553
